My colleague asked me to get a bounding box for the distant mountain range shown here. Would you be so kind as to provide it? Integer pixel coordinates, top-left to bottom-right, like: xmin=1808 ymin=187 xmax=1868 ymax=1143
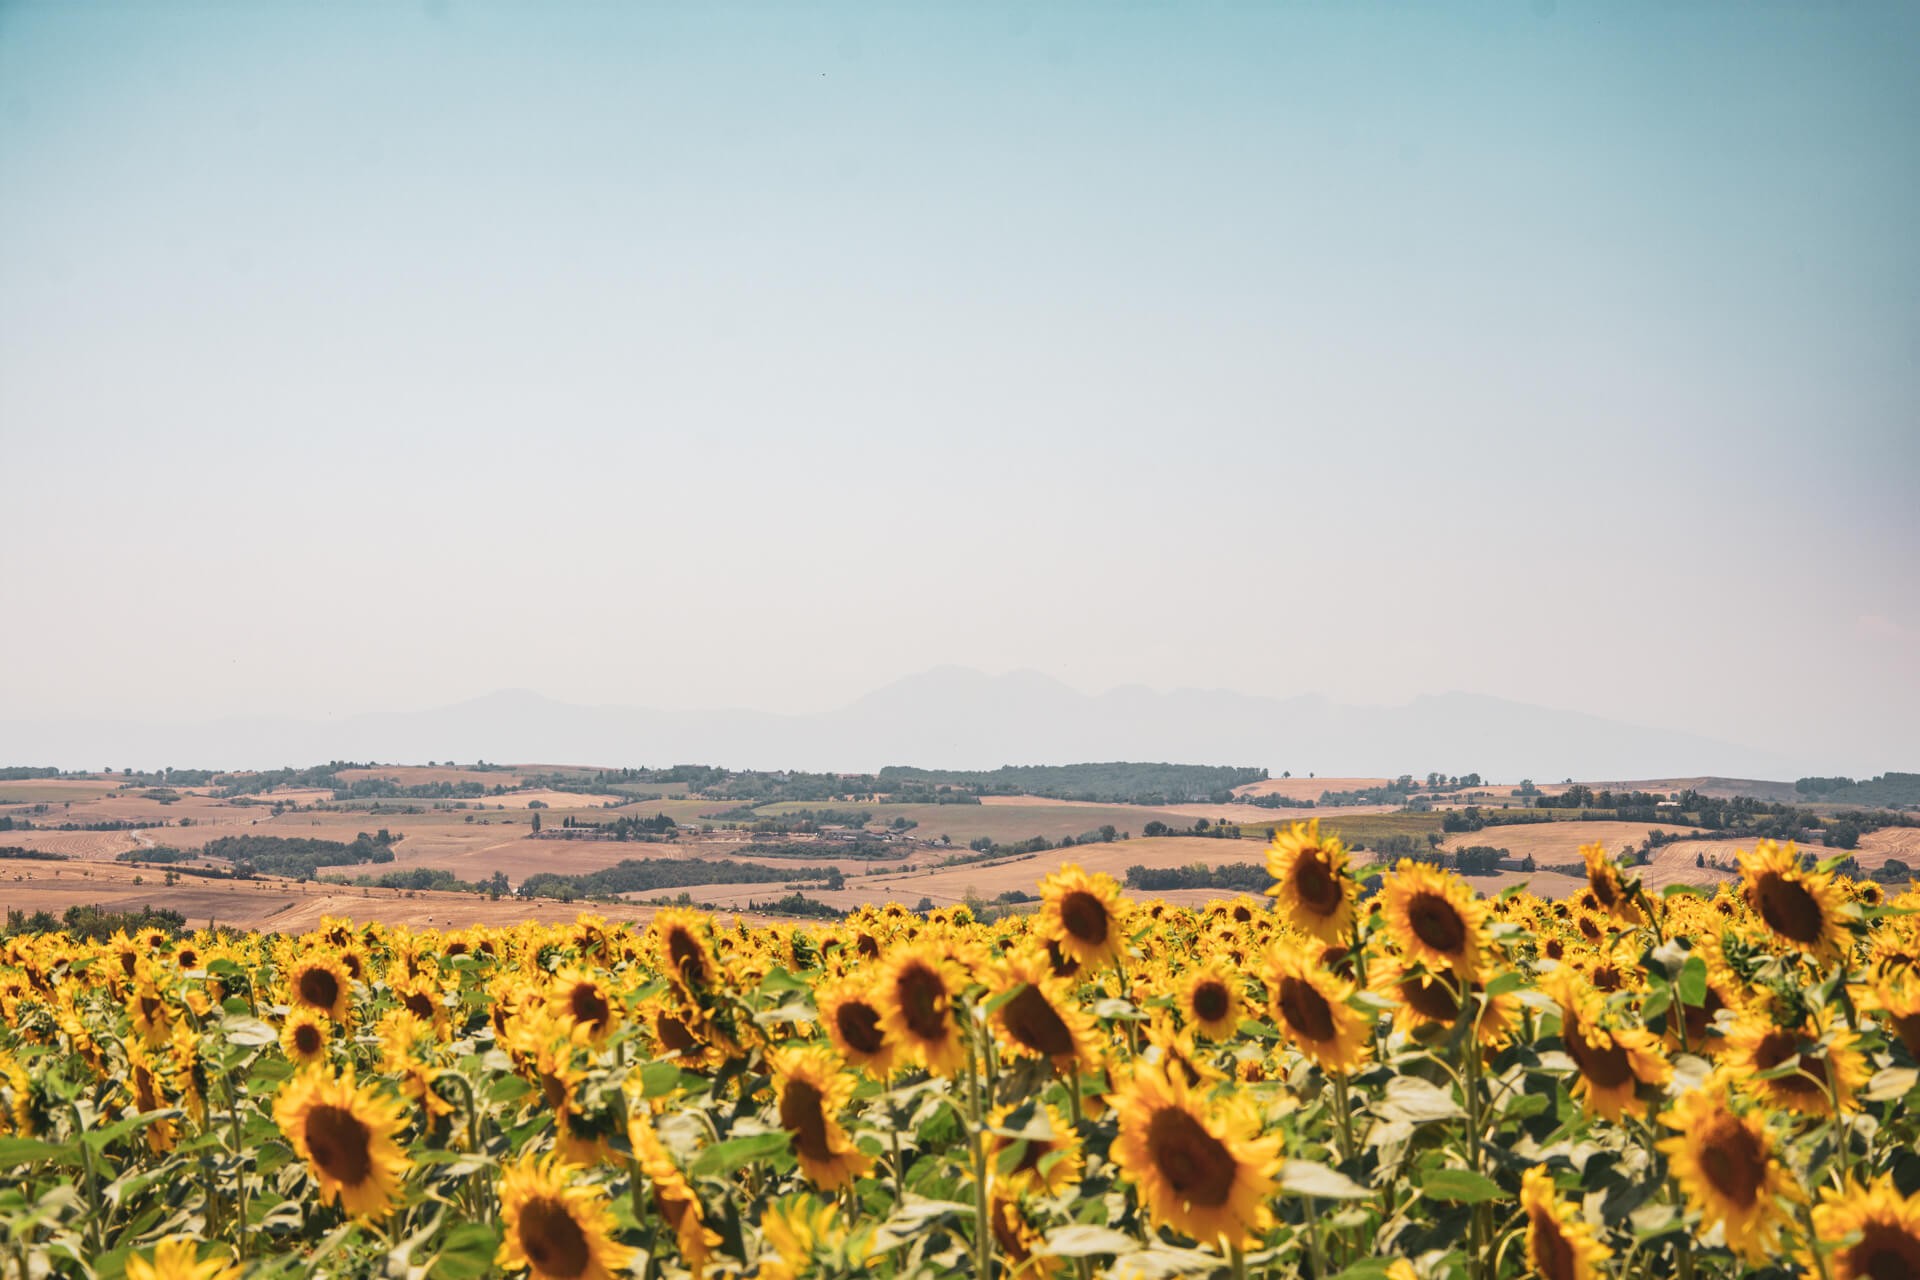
xmin=0 ymin=666 xmax=1819 ymax=781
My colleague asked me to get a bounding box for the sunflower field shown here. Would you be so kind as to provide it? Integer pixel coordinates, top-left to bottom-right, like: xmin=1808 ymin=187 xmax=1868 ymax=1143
xmin=3 ymin=826 xmax=1919 ymax=1280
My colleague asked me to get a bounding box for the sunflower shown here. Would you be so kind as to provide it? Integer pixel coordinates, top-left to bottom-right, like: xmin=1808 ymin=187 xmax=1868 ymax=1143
xmin=988 ymin=945 xmax=1101 ymax=1074
xmin=654 ymin=908 xmax=718 ymax=999
xmin=1037 ymin=865 xmax=1130 ymax=969
xmin=1578 ymin=842 xmax=1645 ymax=926
xmin=1722 ymin=1010 xmax=1870 ymax=1117
xmin=272 ymin=1066 xmax=412 ymax=1219
xmin=127 ymin=969 xmax=174 ymax=1045
xmin=770 ymin=1046 xmax=872 ymax=1191
xmin=1521 ymin=1165 xmax=1611 ymax=1280
xmin=1261 ymin=945 xmax=1371 ymax=1074
xmin=1656 ymin=1077 xmax=1798 ymax=1261
xmin=1869 ymin=977 xmax=1920 ymax=1060
xmin=1109 ymin=1063 xmax=1280 ymax=1249
xmin=1738 ymin=840 xmax=1852 ymax=961
xmin=629 ymin=1110 xmax=722 ymax=1277
xmin=1382 ymin=862 xmax=1489 ymax=979
xmin=125 ymin=1238 xmax=241 ymax=1280
xmin=1373 ymin=956 xmax=1517 ymax=1048
xmin=286 ymin=951 xmax=354 ymax=1023
xmin=758 ymin=1194 xmax=869 ymax=1280
xmin=496 ymin=1149 xmax=636 ymax=1280
xmin=987 ymin=1100 xmax=1082 ymax=1196
xmin=549 ymin=967 xmax=619 ymax=1045
xmin=1542 ymin=968 xmax=1668 ymax=1122
xmin=1806 ymin=1175 xmax=1920 ymax=1280
xmin=815 ymin=977 xmax=896 ymax=1078
xmin=124 ymin=1037 xmax=180 ymax=1154
xmin=280 ymin=1007 xmax=331 ymax=1067
xmin=875 ymin=944 xmax=967 ymax=1077
xmin=0 ymin=1052 xmax=34 ymax=1137
xmin=639 ymin=995 xmax=723 ymax=1071
xmin=1144 ymin=1011 xmax=1227 ymax=1089
xmin=1178 ymin=957 xmax=1247 ymax=1042
xmin=390 ymin=973 xmax=451 ymax=1038
xmin=1264 ymin=819 xmax=1355 ymax=943
xmin=990 ymin=1190 xmax=1065 ymax=1279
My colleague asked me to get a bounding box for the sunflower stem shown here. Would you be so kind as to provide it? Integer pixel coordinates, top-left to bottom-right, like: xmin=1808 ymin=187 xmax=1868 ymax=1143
xmin=1823 ymin=1054 xmax=1852 ymax=1186
xmin=1228 ymin=1243 xmax=1247 ymax=1280
xmin=228 ymin=1068 xmax=249 ymax=1260
xmin=67 ymin=1102 xmax=104 ymax=1259
xmin=1799 ymin=1201 xmax=1834 ymax=1280
xmin=1301 ymin=1197 xmax=1326 ymax=1280
xmin=888 ymin=1121 xmax=906 ymax=1208
xmin=966 ymin=1021 xmax=994 ymax=1280
xmin=1330 ymin=1070 xmax=1356 ymax=1166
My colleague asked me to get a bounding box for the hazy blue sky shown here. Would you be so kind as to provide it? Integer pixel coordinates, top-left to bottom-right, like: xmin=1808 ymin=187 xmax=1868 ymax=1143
xmin=2 ymin=1 xmax=1915 ymax=770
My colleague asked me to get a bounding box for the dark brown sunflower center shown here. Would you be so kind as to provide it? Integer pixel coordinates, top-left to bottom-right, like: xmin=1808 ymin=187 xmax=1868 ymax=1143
xmin=139 ymin=995 xmax=165 ymax=1024
xmin=1754 ymin=874 xmax=1824 ymax=946
xmin=896 ymin=963 xmax=950 ymax=1043
xmin=657 ymin=1013 xmax=697 ymax=1054
xmin=1565 ymin=1021 xmax=1633 ymax=1089
xmin=1046 ymin=940 xmax=1080 ymax=978
xmin=1293 ymin=851 xmax=1342 ymax=914
xmin=1696 ymin=1113 xmax=1764 ymax=1207
xmin=1399 ymin=974 xmax=1461 ymax=1022
xmin=134 ymin=1065 xmax=159 ymax=1110
xmin=835 ymin=1001 xmax=886 ymax=1056
xmin=1683 ymin=987 xmax=1726 ymax=1043
xmin=1888 ymin=1011 xmax=1920 ymax=1060
xmin=856 ymin=933 xmax=881 ymax=960
xmin=1849 ymin=1221 xmax=1920 ymax=1280
xmin=293 ymin=1023 xmax=324 ymax=1055
xmin=177 ymin=948 xmax=198 ymax=968
xmin=1059 ymin=892 xmax=1109 ymax=946
xmin=403 ymin=991 xmax=436 ymax=1021
xmin=304 ymin=1104 xmax=373 ymax=1186
xmin=1407 ymin=892 xmax=1467 ymax=955
xmin=342 ymin=952 xmax=364 ymax=979
xmin=298 ymin=967 xmax=341 ymax=1011
xmin=1001 ymin=984 xmax=1076 ymax=1060
xmin=780 ymin=1078 xmax=834 ymax=1162
xmin=541 ymin=1071 xmax=568 ymax=1111
xmin=518 ymin=1195 xmax=591 ymax=1278
xmin=1145 ymin=1106 xmax=1236 ymax=1208
xmin=1530 ymin=1202 xmax=1577 ymax=1280
xmin=1277 ymin=976 xmax=1336 ymax=1043
xmin=1191 ymin=980 xmax=1231 ymax=1024
xmin=667 ymin=929 xmax=709 ymax=987
xmin=1591 ymin=965 xmax=1622 ymax=994
xmin=568 ymin=983 xmax=610 ymax=1031
xmin=1577 ymin=917 xmax=1602 ymax=942
xmin=1589 ymin=869 xmax=1618 ymax=907
xmin=1752 ymin=1031 xmax=1825 ymax=1098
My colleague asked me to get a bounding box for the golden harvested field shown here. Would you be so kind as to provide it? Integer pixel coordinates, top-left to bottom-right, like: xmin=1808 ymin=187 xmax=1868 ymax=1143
xmin=1438 ymin=820 xmax=1703 ymax=865
xmin=1233 ymin=776 xmax=1387 ymax=801
xmin=0 ymin=828 xmax=143 ymax=859
xmin=1854 ymin=824 xmax=1920 ymax=868
xmin=0 ymin=777 xmax=122 ymax=803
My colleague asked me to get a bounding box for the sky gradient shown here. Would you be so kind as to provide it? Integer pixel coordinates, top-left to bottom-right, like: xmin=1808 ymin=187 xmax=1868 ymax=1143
xmin=2 ymin=1 xmax=1916 ymax=773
